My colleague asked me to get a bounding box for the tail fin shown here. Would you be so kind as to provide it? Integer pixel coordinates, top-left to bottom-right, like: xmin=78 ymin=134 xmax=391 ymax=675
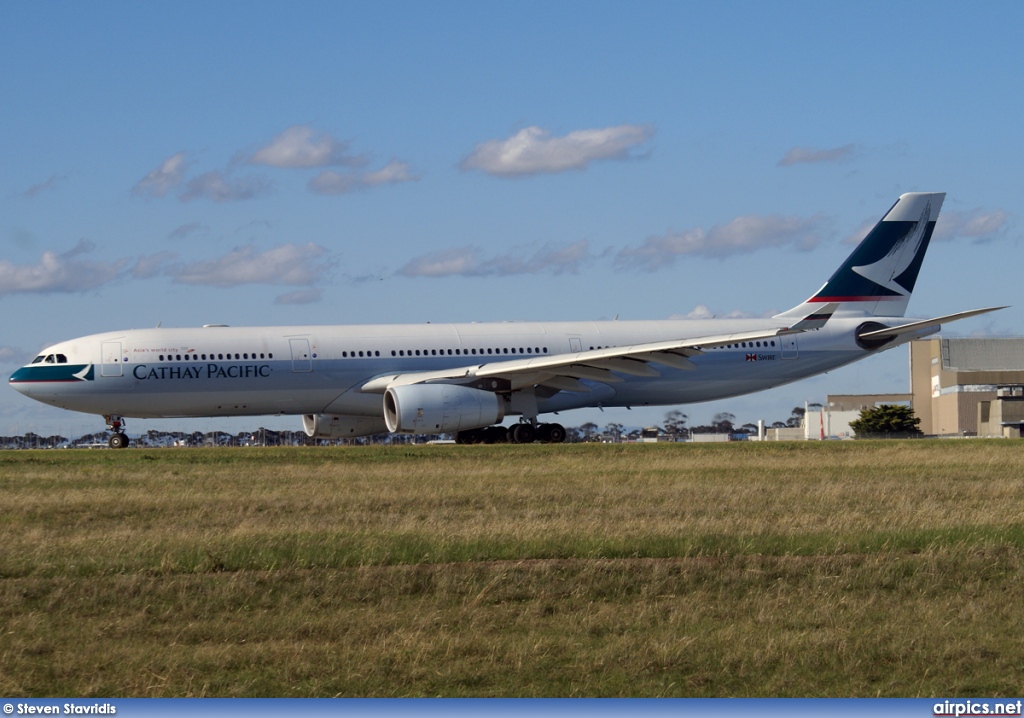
xmin=777 ymin=192 xmax=945 ymax=319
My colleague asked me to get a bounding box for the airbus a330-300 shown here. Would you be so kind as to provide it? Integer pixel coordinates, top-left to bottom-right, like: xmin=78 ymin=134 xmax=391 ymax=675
xmin=10 ymin=193 xmax=1004 ymax=447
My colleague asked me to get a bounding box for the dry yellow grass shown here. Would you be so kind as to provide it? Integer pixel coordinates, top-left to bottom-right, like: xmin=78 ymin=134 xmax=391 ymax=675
xmin=1 ymin=441 xmax=1023 ymax=696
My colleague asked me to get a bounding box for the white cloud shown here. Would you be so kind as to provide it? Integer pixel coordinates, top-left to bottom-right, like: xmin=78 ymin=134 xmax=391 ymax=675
xmin=308 ymin=160 xmax=419 ymax=195
xmin=249 ymin=125 xmax=365 ymax=168
xmin=180 ymin=171 xmax=270 ymax=203
xmin=616 ymin=215 xmax=824 ymax=271
xmin=23 ymin=175 xmax=66 ymax=198
xmin=842 ymin=207 xmax=1011 ymax=246
xmin=461 ymin=124 xmax=655 ymax=177
xmin=0 ymin=240 xmax=129 ymax=296
xmin=132 ymin=252 xmax=177 ymax=280
xmin=398 ymin=247 xmax=478 ymax=278
xmin=934 ymin=208 xmax=1010 ymax=243
xmin=362 ymin=160 xmax=417 ymax=186
xmin=0 ymin=346 xmax=31 ymax=365
xmin=778 ymin=144 xmax=857 ymax=167
xmin=398 ymin=240 xmax=592 ymax=278
xmin=133 ymin=152 xmax=188 ymax=197
xmin=133 ymin=153 xmax=267 ymax=203
xmin=668 ymin=305 xmax=767 ymax=320
xmin=307 ymin=171 xmax=357 ymax=195
xmin=682 ymin=304 xmax=714 ymax=320
xmin=841 ymin=217 xmax=879 ymax=246
xmin=169 ymin=243 xmax=330 ymax=287
xmin=274 ymin=288 xmax=323 ymax=305
xmin=167 ymin=222 xmax=208 ymax=240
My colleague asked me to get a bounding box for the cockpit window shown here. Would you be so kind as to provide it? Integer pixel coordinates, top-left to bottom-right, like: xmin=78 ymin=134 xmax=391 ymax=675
xmin=56 ymin=354 xmax=68 ymax=363
xmin=44 ymin=355 xmax=55 ymax=364
xmin=31 ymin=355 xmax=45 ymax=364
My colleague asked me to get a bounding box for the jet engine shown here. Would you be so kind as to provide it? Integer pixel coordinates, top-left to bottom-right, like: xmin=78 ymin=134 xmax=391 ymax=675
xmin=302 ymin=413 xmax=389 ymax=439
xmin=384 ymin=383 xmax=504 ymax=434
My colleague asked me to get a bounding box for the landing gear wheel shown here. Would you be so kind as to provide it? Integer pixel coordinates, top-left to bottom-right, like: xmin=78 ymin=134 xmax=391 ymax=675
xmin=511 ymin=423 xmax=536 ymax=444
xmin=543 ymin=423 xmax=566 ymax=444
xmin=103 ymin=414 xmax=128 ymax=449
xmin=456 ymin=429 xmax=482 ymax=444
xmin=482 ymin=426 xmax=507 ymax=444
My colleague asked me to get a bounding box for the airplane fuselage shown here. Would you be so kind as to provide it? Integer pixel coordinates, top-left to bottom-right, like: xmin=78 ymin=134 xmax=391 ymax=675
xmin=10 ymin=316 xmax=909 ymax=420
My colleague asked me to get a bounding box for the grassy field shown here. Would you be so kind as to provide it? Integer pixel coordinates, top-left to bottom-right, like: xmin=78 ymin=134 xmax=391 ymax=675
xmin=1 ymin=441 xmax=1023 ymax=697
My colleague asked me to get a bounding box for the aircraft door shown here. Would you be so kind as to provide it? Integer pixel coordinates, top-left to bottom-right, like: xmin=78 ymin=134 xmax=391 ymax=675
xmin=289 ymin=338 xmax=312 ymax=372
xmin=100 ymin=341 xmax=123 ymax=377
xmin=781 ymin=335 xmax=799 ymax=359
xmin=568 ymin=337 xmax=582 ymax=352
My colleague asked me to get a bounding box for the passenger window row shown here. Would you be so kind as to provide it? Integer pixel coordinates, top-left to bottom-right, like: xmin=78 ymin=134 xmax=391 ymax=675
xmin=157 ymin=352 xmax=273 ymax=361
xmin=340 ymin=347 xmax=549 ymax=358
xmin=719 ymin=341 xmax=776 ymax=349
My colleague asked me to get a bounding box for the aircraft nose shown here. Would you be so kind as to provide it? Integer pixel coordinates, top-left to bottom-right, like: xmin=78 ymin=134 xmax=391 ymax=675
xmin=9 ymin=361 xmax=94 ymax=401
xmin=9 ymin=366 xmax=38 ymax=397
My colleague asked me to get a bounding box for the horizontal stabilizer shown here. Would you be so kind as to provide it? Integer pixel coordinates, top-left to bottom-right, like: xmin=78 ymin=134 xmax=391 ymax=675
xmin=857 ymin=306 xmax=1008 ymax=342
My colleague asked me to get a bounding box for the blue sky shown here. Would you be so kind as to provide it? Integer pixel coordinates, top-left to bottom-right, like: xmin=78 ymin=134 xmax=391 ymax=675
xmin=2 ymin=0 xmax=1020 ymax=438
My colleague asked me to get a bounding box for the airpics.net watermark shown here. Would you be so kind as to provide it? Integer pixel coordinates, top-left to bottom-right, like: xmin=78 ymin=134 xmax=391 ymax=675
xmin=934 ymin=701 xmax=1024 ymax=717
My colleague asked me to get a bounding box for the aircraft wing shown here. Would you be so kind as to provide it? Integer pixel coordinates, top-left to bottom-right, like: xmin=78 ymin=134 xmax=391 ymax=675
xmin=361 ymin=318 xmax=823 ymax=396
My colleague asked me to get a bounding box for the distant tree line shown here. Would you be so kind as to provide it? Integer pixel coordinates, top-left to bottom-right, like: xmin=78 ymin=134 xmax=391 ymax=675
xmin=1 ymin=403 xmax=922 ymax=449
xmin=563 ymin=404 xmax=828 ymax=443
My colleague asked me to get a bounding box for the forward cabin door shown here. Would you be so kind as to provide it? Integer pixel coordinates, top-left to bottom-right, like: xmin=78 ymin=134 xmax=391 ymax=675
xmin=100 ymin=341 xmax=123 ymax=377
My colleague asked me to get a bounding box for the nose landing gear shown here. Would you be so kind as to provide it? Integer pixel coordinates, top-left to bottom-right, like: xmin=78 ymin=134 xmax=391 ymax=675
xmin=104 ymin=414 xmax=129 ymax=449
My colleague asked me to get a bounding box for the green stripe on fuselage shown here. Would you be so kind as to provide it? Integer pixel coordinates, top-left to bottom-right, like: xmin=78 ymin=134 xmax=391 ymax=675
xmin=9 ymin=364 xmax=93 ymax=383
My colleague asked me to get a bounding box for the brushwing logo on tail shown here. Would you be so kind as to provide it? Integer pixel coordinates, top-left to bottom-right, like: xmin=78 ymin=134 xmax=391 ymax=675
xmin=851 ymin=201 xmax=931 ymax=296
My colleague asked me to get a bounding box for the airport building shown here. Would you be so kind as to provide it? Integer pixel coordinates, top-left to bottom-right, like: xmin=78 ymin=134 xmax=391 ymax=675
xmin=821 ymin=337 xmax=1024 ymax=439
xmin=910 ymin=337 xmax=1024 ymax=437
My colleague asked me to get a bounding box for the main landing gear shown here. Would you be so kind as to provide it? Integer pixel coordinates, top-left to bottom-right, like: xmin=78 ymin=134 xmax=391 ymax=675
xmin=104 ymin=414 xmax=130 ymax=449
xmin=455 ymin=422 xmax=566 ymax=445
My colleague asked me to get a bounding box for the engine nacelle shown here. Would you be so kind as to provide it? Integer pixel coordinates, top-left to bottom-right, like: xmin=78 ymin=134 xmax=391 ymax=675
xmin=384 ymin=383 xmax=504 ymax=434
xmin=855 ymin=321 xmax=896 ymax=351
xmin=302 ymin=413 xmax=389 ymax=439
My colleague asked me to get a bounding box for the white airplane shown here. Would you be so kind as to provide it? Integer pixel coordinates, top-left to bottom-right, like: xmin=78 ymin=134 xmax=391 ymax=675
xmin=9 ymin=192 xmax=1004 ymax=448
